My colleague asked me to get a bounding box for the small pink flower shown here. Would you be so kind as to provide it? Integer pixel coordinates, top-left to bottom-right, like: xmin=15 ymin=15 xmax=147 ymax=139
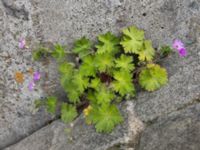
xmin=19 ymin=38 xmax=26 ymax=49
xmin=173 ymin=39 xmax=187 ymax=57
xmin=178 ymin=48 xmax=187 ymax=57
xmin=33 ymin=71 xmax=41 ymax=81
xmin=28 ymin=81 xmax=35 ymax=91
xmin=172 ymin=39 xmax=184 ymax=50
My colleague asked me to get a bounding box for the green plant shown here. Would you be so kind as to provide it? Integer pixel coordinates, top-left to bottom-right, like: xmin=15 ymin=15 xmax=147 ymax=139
xmin=159 ymin=45 xmax=172 ymax=57
xmin=33 ymin=25 xmax=169 ymax=133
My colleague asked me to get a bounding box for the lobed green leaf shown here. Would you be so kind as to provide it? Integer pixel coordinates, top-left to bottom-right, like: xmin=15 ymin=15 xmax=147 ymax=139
xmin=89 ymin=104 xmax=123 ymax=133
xmin=139 ymin=64 xmax=168 ymax=91
xmin=96 ymin=32 xmax=120 ymax=54
xmin=51 ymin=44 xmax=66 ymax=61
xmin=72 ymin=37 xmax=92 ymax=58
xmin=45 ymin=96 xmax=57 ymax=114
xmin=61 ymin=103 xmax=78 ymax=123
xmin=120 ymin=26 xmax=144 ymax=54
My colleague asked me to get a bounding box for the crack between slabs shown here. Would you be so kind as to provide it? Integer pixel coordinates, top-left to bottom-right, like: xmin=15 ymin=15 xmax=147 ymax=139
xmin=2 ymin=117 xmax=58 ymax=149
xmin=3 ymin=107 xmax=84 ymax=149
xmin=133 ymin=98 xmax=200 ymax=150
xmin=144 ymin=97 xmax=200 ymax=126
xmin=4 ymin=97 xmax=200 ymax=149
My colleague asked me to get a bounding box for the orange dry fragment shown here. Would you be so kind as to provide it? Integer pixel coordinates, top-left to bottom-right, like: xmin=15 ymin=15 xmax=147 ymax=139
xmin=15 ymin=71 xmax=24 ymax=84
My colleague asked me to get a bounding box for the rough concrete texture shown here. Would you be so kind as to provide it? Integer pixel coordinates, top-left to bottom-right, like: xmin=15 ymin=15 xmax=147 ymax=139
xmin=5 ymin=102 xmax=144 ymax=150
xmin=1 ymin=0 xmax=200 ymax=150
xmin=0 ymin=0 xmax=63 ymax=149
xmin=138 ymin=103 xmax=200 ymax=150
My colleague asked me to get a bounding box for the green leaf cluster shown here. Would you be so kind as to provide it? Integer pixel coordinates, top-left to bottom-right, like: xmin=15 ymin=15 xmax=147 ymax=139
xmin=37 ymin=96 xmax=78 ymax=123
xmin=45 ymin=96 xmax=57 ymax=114
xmin=51 ymin=44 xmax=66 ymax=61
xmin=32 ymin=44 xmax=66 ymax=61
xmin=32 ymin=47 xmax=50 ymax=60
xmin=33 ymin=25 xmax=170 ymax=133
xmin=159 ymin=45 xmax=172 ymax=57
xmin=60 ymin=67 xmax=89 ymax=104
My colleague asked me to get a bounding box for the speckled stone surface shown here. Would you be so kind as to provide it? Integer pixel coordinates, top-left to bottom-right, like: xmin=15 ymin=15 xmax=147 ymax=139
xmin=138 ymin=103 xmax=200 ymax=150
xmin=5 ymin=102 xmax=144 ymax=150
xmin=0 ymin=0 xmax=62 ymax=148
xmin=1 ymin=0 xmax=200 ymax=149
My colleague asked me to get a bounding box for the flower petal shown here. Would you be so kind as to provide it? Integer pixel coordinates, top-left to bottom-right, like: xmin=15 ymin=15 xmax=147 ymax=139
xmin=178 ymin=48 xmax=187 ymax=57
xmin=33 ymin=71 xmax=41 ymax=81
xmin=172 ymin=39 xmax=184 ymax=50
xmin=28 ymin=81 xmax=35 ymax=91
xmin=19 ymin=38 xmax=26 ymax=49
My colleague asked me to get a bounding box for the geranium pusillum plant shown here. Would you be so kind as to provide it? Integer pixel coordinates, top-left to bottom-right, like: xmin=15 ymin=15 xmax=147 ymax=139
xmin=31 ymin=25 xmax=185 ymax=133
xmin=173 ymin=39 xmax=187 ymax=57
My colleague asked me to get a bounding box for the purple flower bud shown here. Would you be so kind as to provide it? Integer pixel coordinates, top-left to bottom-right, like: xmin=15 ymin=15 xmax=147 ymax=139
xmin=33 ymin=71 xmax=41 ymax=81
xmin=178 ymin=48 xmax=187 ymax=57
xmin=28 ymin=81 xmax=35 ymax=91
xmin=172 ymin=39 xmax=187 ymax=57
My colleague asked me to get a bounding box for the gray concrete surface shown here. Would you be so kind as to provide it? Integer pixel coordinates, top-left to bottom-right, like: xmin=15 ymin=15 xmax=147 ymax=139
xmin=1 ymin=0 xmax=200 ymax=149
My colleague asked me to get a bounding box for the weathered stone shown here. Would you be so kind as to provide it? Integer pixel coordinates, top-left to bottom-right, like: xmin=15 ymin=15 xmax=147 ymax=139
xmin=1 ymin=0 xmax=200 ymax=149
xmin=0 ymin=0 xmax=61 ymax=148
xmin=138 ymin=103 xmax=200 ymax=150
xmin=134 ymin=43 xmax=200 ymax=123
xmin=5 ymin=102 xmax=144 ymax=150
